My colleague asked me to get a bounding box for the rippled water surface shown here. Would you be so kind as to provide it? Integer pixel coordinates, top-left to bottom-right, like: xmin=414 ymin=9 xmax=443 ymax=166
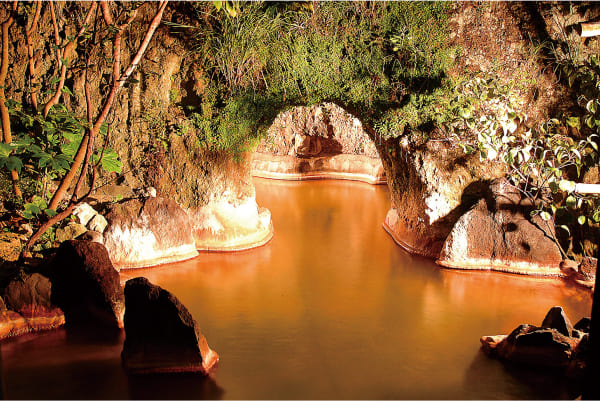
xmin=1 ymin=178 xmax=593 ymax=399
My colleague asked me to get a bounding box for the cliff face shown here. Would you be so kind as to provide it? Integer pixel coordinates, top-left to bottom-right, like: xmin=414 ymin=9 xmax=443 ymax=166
xmin=375 ymin=2 xmax=599 ymax=271
xmin=1 ymin=2 xmax=253 ymax=207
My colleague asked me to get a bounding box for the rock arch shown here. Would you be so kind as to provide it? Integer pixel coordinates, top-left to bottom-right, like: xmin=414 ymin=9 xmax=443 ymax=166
xmin=252 ymin=103 xmax=386 ymax=185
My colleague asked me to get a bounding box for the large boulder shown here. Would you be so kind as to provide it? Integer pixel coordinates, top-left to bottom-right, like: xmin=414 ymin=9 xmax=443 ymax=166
xmin=481 ymin=324 xmax=575 ymax=368
xmin=103 ymin=197 xmax=199 ymax=269
xmin=494 ymin=324 xmax=575 ymax=368
xmin=437 ymin=178 xmax=563 ymax=275
xmin=49 ymin=240 xmax=124 ymax=329
xmin=541 ymin=306 xmax=574 ymax=337
xmin=481 ymin=306 xmax=587 ymax=371
xmin=0 ymin=273 xmax=65 ymax=339
xmin=3 ymin=272 xmax=64 ymax=322
xmin=254 ymin=103 xmax=386 ymax=184
xmin=382 ymin=137 xmax=506 ymax=258
xmin=121 ymin=277 xmax=219 ymax=374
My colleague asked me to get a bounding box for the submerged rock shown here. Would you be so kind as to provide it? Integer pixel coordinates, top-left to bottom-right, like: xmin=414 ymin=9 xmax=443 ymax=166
xmin=49 ymin=240 xmax=124 ymax=329
xmin=437 ymin=178 xmax=563 ymax=275
xmin=121 ymin=277 xmax=219 ymax=375
xmin=481 ymin=306 xmax=587 ymax=371
xmin=103 ymin=197 xmax=199 ymax=269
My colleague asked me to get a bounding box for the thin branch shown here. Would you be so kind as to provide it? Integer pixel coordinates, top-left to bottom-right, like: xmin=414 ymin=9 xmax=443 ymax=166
xmin=25 ymin=1 xmax=41 ymax=110
xmin=43 ymin=2 xmax=97 ymax=118
xmin=48 ymin=0 xmax=167 ymax=211
xmin=0 ymin=1 xmax=22 ymax=198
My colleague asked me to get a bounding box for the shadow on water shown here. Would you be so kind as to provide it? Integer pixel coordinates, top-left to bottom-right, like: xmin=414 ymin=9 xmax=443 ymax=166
xmin=127 ymin=372 xmax=224 ymax=400
xmin=464 ymin=349 xmax=580 ymax=400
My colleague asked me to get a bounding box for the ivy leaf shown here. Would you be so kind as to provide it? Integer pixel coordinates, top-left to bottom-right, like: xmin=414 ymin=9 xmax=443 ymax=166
xmin=577 ymin=215 xmax=586 ymax=225
xmin=566 ymin=195 xmax=577 ymax=208
xmin=0 ymin=142 xmax=12 ymax=158
xmin=540 ymin=211 xmax=552 ymax=221
xmin=566 ymin=116 xmax=580 ymax=130
xmin=99 ymin=149 xmax=123 ymax=173
xmin=5 ymin=156 xmax=23 ymax=172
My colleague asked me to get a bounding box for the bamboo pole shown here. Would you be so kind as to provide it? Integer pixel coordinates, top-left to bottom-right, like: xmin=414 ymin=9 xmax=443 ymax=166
xmin=581 ymin=22 xmax=600 ymax=38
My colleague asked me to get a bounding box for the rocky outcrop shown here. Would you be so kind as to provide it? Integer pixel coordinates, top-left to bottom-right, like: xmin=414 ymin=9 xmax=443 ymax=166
xmin=252 ymin=153 xmax=386 ymax=184
xmin=0 ymin=273 xmax=65 ymax=339
xmin=0 ymin=232 xmax=22 ymax=263
xmin=255 ymin=103 xmax=385 ymax=184
xmin=103 ymin=197 xmax=199 ymax=269
xmin=121 ymin=277 xmax=219 ymax=374
xmin=381 ymin=138 xmax=506 ymax=258
xmin=189 ymin=195 xmax=273 ymax=251
xmin=481 ymin=306 xmax=589 ymax=373
xmin=437 ymin=178 xmax=563 ymax=276
xmin=49 ymin=240 xmax=124 ymax=329
xmin=55 ymin=222 xmax=88 ymax=243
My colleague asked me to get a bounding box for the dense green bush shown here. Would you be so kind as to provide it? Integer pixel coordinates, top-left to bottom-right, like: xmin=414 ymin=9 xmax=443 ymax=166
xmin=180 ymin=1 xmax=456 ymax=154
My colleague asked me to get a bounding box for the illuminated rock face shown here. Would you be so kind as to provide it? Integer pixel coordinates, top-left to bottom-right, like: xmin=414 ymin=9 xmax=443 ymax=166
xmin=437 ymin=178 xmax=563 ymax=276
xmin=49 ymin=240 xmax=124 ymax=329
xmin=188 ymin=194 xmax=273 ymax=252
xmin=103 ymin=197 xmax=199 ymax=270
xmin=255 ymin=103 xmax=385 ymax=185
xmin=121 ymin=277 xmax=219 ymax=375
xmin=381 ymin=137 xmax=506 ymax=259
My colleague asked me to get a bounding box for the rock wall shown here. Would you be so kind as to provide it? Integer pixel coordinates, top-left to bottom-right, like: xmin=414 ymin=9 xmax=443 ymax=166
xmin=0 ymin=3 xmax=272 ymax=257
xmin=381 ymin=134 xmax=506 ymax=258
xmin=378 ymin=2 xmax=598 ymax=273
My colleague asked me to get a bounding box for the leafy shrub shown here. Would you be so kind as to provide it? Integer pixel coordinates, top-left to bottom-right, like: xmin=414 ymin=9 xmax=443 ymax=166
xmin=180 ymin=1 xmax=455 ymax=155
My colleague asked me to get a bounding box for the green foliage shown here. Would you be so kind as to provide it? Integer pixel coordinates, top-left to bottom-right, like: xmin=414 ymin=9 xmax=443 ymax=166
xmin=22 ymin=195 xmax=56 ymax=220
xmin=181 ymin=1 xmax=455 ymax=156
xmin=5 ymin=101 xmax=86 ymax=181
xmin=455 ymin=55 xmax=600 ymax=258
xmin=1 ymin=100 xmax=123 ymax=218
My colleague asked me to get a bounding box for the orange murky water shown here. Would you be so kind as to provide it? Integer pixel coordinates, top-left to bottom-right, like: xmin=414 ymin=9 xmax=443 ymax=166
xmin=1 ymin=178 xmax=592 ymax=399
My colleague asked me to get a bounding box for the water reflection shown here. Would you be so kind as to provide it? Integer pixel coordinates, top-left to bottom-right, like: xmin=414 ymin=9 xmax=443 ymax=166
xmin=2 ymin=178 xmax=593 ymax=399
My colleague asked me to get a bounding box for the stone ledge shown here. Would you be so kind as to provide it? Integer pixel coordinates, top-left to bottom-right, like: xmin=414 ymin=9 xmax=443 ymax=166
xmin=436 ymin=258 xmax=565 ymax=277
xmin=194 ymin=219 xmax=274 ymax=252
xmin=252 ymin=153 xmax=386 ymax=185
